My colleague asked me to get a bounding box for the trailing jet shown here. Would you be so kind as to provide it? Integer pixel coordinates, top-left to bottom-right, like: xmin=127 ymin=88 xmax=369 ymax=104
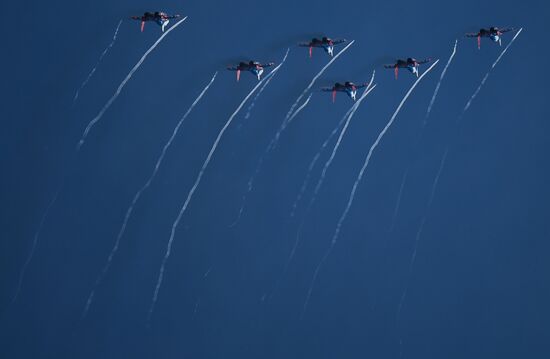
xmin=227 ymin=61 xmax=275 ymax=81
xmin=130 ymin=12 xmax=181 ymax=32
xmin=466 ymin=27 xmax=514 ymax=49
xmin=321 ymin=82 xmax=369 ymax=102
xmin=298 ymin=37 xmax=347 ymax=57
xmin=384 ymin=58 xmax=432 ymax=79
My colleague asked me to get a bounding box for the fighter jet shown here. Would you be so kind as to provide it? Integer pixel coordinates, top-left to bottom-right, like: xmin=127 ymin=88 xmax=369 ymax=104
xmin=227 ymin=61 xmax=275 ymax=81
xmin=130 ymin=12 xmax=181 ymax=32
xmin=321 ymin=82 xmax=370 ymax=102
xmin=466 ymin=27 xmax=514 ymax=49
xmin=384 ymin=58 xmax=432 ymax=79
xmin=298 ymin=37 xmax=347 ymax=57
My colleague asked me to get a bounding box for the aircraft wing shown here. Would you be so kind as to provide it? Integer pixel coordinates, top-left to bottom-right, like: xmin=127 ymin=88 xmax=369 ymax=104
xmin=332 ymin=39 xmax=347 ymax=45
xmin=321 ymin=87 xmax=334 ymax=92
xmin=417 ymin=58 xmax=432 ymax=64
xmin=383 ymin=64 xmax=396 ymax=68
xmin=465 ymin=32 xmax=480 ymax=37
xmin=261 ymin=62 xmax=275 ymax=68
xmin=355 ymin=83 xmax=369 ymax=89
xmin=298 ymin=42 xmax=312 ymax=47
xmin=500 ymin=28 xmax=514 ymax=33
xmin=165 ymin=14 xmax=181 ymax=19
xmin=227 ymin=66 xmax=240 ymax=71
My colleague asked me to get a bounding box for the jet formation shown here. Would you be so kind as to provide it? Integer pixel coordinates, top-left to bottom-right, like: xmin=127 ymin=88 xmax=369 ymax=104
xmin=126 ymin=15 xmax=516 ymax=100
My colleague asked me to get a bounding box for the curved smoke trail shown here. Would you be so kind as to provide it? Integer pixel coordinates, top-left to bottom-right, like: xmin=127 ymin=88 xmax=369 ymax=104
xmin=148 ymin=54 xmax=289 ymax=321
xmin=267 ymin=94 xmax=358 ymax=299
xmin=396 ymin=147 xmax=448 ymax=322
xmin=388 ymin=168 xmax=409 ymax=233
xmin=290 ymin=105 xmax=350 ymax=219
xmin=233 ymin=41 xmax=355 ymax=224
xmin=231 ymin=93 xmax=312 ymax=227
xmin=395 ymin=31 xmax=521 ymax=345
xmin=462 ymin=28 xmax=522 ymax=115
xmin=309 ymin=73 xmax=376 ymax=208
xmin=271 ymin=40 xmax=355 ymax=149
xmin=425 ymin=39 xmax=458 ymax=120
xmin=14 ymin=17 xmax=188 ymax=308
xmin=81 ymin=72 xmax=218 ymax=318
xmin=74 ymin=20 xmax=123 ymax=103
xmin=284 ymin=80 xmax=377 ymax=281
xmin=389 ymin=40 xmax=458 ymax=232
xmin=77 ymin=16 xmax=188 ymax=150
xmin=12 ymin=185 xmax=63 ymax=303
xmin=243 ymin=60 xmax=285 ymax=120
xmin=301 ymin=60 xmax=440 ymax=318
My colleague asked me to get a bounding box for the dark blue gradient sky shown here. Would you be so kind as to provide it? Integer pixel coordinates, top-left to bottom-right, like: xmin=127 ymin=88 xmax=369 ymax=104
xmin=1 ymin=0 xmax=549 ymax=358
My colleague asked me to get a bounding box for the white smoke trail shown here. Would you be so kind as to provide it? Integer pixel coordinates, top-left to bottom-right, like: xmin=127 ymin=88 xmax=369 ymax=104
xmin=203 ymin=266 xmax=212 ymax=278
xmin=244 ymin=48 xmax=290 ymax=120
xmin=12 ymin=186 xmax=62 ymax=303
xmin=412 ymin=147 xmax=448 ymax=272
xmin=425 ymin=39 xmax=458 ymax=120
xmin=292 ymin=85 xmax=378 ymax=256
xmin=286 ymin=82 xmax=376 ymax=295
xmin=74 ymin=20 xmax=123 ymax=103
xmin=396 ymin=146 xmax=448 ymax=321
xmin=389 ymin=40 xmax=457 ymax=233
xmin=283 ymin=93 xmax=313 ymax=129
xmin=244 ymin=79 xmax=270 ymax=120
xmin=77 ymin=16 xmax=188 ymax=150
xmin=310 ymin=75 xmax=377 ymax=206
xmin=388 ymin=168 xmax=409 ymax=233
xmin=192 ymin=267 xmax=213 ymax=318
xmin=232 ymin=42 xmax=355 ymax=225
xmin=266 ymin=97 xmax=354 ymax=300
xmin=284 ymin=82 xmax=377 ymax=282
xmin=301 ymin=60 xmax=440 ymax=318
xmin=462 ymin=28 xmax=523 ymax=115
xmin=271 ymin=40 xmax=355 ymax=150
xmin=243 ymin=58 xmax=284 ymax=120
xmin=81 ymin=72 xmax=217 ymax=318
xmin=290 ymin=105 xmax=349 ymax=219
xmin=148 ymin=57 xmax=289 ymax=321
xmin=193 ymin=298 xmax=200 ymax=316
xmin=230 ymin=93 xmax=312 ymax=227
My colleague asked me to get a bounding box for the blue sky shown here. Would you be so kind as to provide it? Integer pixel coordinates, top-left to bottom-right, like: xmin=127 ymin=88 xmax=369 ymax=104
xmin=1 ymin=0 xmax=549 ymax=358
